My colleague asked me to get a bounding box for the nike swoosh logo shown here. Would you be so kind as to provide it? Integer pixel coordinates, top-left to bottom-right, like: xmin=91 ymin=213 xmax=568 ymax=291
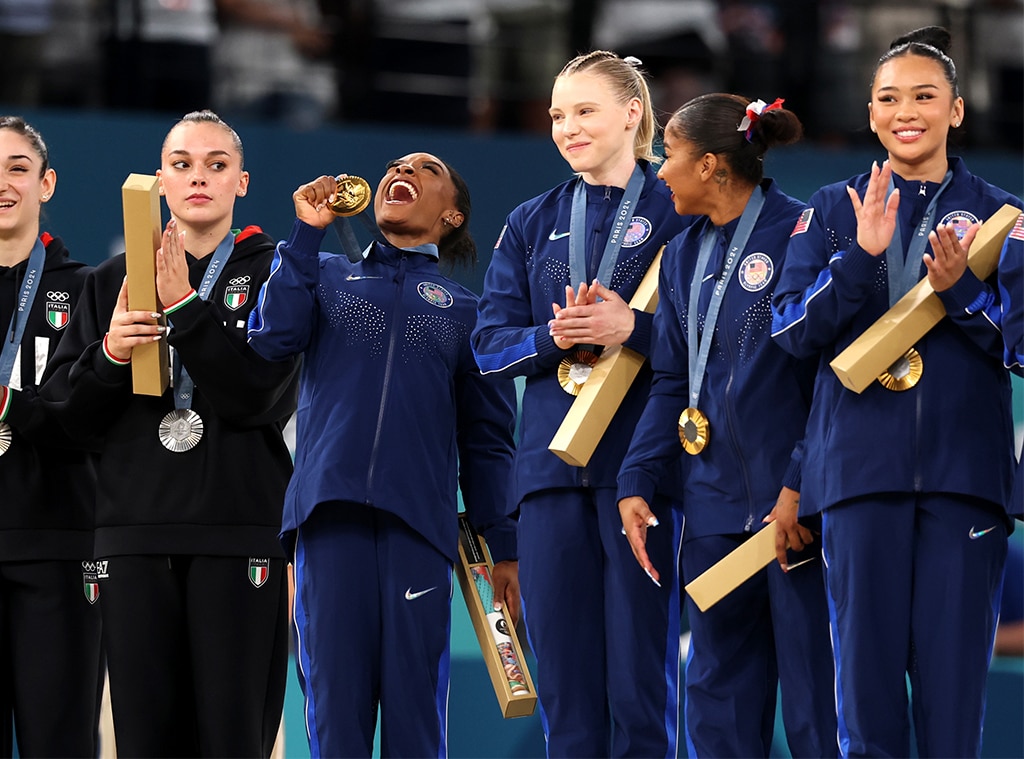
xmin=404 ymin=586 xmax=437 ymax=601
xmin=548 ymin=229 xmax=570 ymax=241
xmin=968 ymin=525 xmax=998 ymax=540
xmin=346 ymin=274 xmax=383 ymax=281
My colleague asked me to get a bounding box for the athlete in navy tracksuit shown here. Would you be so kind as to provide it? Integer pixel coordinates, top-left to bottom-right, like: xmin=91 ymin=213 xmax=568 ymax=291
xmin=247 ymin=157 xmax=518 ymax=759
xmin=472 ymin=51 xmax=689 ymax=758
xmin=770 ymin=26 xmax=1022 ymax=758
xmin=616 ymin=95 xmax=837 ymax=758
xmin=998 ymin=214 xmax=1024 ymax=520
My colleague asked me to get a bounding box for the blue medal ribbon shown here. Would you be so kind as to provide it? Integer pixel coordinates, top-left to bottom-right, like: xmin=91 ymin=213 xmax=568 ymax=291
xmin=172 ymin=231 xmax=235 ymax=410
xmin=0 ymin=239 xmax=46 ymax=384
xmin=568 ymin=164 xmax=645 ymax=293
xmin=885 ymin=170 xmax=953 ymax=307
xmin=686 ymin=186 xmax=765 ymax=407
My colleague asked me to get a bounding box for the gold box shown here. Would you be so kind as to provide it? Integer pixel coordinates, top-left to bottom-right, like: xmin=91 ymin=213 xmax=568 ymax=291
xmin=121 ymin=174 xmax=169 ymax=396
xmin=455 ymin=514 xmax=537 ymax=719
xmin=830 ymin=204 xmax=1021 ymax=393
xmin=548 ymin=248 xmax=664 ymax=466
xmin=684 ymin=522 xmax=777 ymax=612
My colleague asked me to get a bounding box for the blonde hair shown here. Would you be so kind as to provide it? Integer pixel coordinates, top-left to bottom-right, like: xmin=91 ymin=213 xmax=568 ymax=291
xmin=557 ymin=51 xmax=659 ymax=164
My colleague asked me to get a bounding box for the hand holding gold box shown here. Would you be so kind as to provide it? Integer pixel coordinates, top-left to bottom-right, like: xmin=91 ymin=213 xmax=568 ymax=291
xmin=121 ymin=174 xmax=169 ymax=396
xmin=455 ymin=514 xmax=537 ymax=719
xmin=830 ymin=204 xmax=1021 ymax=393
xmin=684 ymin=523 xmax=779 ymax=612
xmin=548 ymin=248 xmax=664 ymax=467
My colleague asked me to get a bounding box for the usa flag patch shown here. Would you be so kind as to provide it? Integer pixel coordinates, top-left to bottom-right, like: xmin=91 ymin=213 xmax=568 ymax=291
xmin=791 ymin=208 xmax=814 ymax=237
xmin=1010 ymin=213 xmax=1024 ymax=241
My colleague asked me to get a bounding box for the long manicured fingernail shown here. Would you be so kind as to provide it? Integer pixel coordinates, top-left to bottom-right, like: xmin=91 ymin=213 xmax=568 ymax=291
xmin=644 ymin=567 xmax=661 ymax=587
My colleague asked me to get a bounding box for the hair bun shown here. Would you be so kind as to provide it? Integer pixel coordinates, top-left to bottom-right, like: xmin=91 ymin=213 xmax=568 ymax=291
xmin=890 ymin=25 xmax=951 ymax=55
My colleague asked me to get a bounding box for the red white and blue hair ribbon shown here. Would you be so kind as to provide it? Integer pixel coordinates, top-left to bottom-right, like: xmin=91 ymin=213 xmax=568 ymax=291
xmin=737 ymin=97 xmax=785 ymax=142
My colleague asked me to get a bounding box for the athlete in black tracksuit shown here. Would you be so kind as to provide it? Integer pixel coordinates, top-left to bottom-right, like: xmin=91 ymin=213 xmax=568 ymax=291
xmin=41 ymin=112 xmax=299 ymax=757
xmin=43 ymin=225 xmax=298 ymax=756
xmin=0 ymin=233 xmax=101 ymax=756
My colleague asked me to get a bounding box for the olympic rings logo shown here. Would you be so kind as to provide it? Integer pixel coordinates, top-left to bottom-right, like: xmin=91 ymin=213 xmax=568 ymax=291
xmin=47 ymin=291 xmax=69 ymax=301
xmin=228 ymin=276 xmax=251 ymax=286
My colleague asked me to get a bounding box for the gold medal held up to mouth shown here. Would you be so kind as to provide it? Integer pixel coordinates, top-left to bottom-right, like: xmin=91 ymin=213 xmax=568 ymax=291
xmin=329 ymin=175 xmax=372 ymax=217
xmin=557 ymin=349 xmax=599 ymax=396
xmin=877 ymin=347 xmax=923 ymax=391
xmin=678 ymin=407 xmax=710 ymax=455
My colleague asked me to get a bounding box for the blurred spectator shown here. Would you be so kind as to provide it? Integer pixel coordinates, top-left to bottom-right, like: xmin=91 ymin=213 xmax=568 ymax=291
xmin=0 ymin=0 xmax=55 ymax=107
xmin=39 ymin=0 xmax=103 ymax=109
xmin=592 ymin=1 xmax=724 ymax=122
xmin=100 ymin=0 xmax=218 ymax=114
xmin=469 ymin=0 xmax=569 ymax=134
xmin=972 ymin=0 xmax=1024 ymax=152
xmin=213 ymin=0 xmax=336 ymax=132
xmin=717 ymin=0 xmax=862 ymax=144
xmin=320 ymin=0 xmax=379 ymax=124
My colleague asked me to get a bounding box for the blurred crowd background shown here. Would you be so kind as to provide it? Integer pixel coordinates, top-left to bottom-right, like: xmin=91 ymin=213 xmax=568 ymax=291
xmin=1 ymin=0 xmax=1021 ymax=152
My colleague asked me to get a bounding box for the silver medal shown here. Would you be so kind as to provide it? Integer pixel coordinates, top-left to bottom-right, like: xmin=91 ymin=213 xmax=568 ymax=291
xmin=0 ymin=422 xmax=10 ymax=456
xmin=158 ymin=408 xmax=204 ymax=453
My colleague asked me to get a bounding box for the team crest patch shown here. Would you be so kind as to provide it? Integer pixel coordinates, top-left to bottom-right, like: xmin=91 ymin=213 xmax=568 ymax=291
xmin=417 ymin=281 xmax=453 ymax=308
xmin=622 ymin=216 xmax=652 ymax=248
xmin=738 ymin=252 xmax=774 ymax=292
xmin=791 ymin=208 xmax=814 ymax=236
xmin=81 ymin=560 xmax=106 ymax=604
xmin=46 ymin=290 xmax=70 ymax=330
xmin=1010 ymin=213 xmax=1024 ymax=241
xmin=224 ymin=275 xmax=251 ymax=310
xmin=249 ymin=557 xmax=270 ymax=588
xmin=938 ymin=211 xmax=980 ymax=240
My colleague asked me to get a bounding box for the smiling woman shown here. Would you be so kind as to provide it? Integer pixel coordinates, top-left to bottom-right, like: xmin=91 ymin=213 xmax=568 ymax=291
xmin=471 ymin=50 xmax=692 ymax=758
xmin=770 ymin=26 xmax=1024 ymax=758
xmin=246 ymin=154 xmax=519 ymax=758
xmin=0 ymin=116 xmax=102 ymax=757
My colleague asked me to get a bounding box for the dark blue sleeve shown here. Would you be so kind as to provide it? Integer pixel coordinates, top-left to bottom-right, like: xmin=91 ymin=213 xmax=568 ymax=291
xmin=617 ymin=242 xmax=690 ymax=505
xmin=247 ymin=219 xmax=325 ymax=361
xmin=456 ymin=340 xmax=518 ymax=564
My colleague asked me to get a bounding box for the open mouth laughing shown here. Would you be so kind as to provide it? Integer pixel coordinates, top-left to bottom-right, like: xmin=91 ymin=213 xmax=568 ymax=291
xmin=385 ymin=180 xmax=418 ymax=204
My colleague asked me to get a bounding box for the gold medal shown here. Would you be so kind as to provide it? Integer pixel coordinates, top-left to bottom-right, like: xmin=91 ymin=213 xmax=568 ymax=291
xmin=678 ymin=407 xmax=710 ymax=455
xmin=158 ymin=409 xmax=204 ymax=453
xmin=557 ymin=350 xmax=599 ymax=396
xmin=0 ymin=421 xmax=10 ymax=456
xmin=329 ymin=175 xmax=372 ymax=217
xmin=877 ymin=347 xmax=923 ymax=391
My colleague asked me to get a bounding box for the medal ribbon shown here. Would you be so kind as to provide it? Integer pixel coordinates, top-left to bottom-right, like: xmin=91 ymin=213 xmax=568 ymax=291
xmin=568 ymin=163 xmax=645 ymax=293
xmin=171 ymin=231 xmax=235 ymax=410
xmin=0 ymin=239 xmax=46 ymax=385
xmin=884 ymin=170 xmax=953 ymax=306
xmin=687 ymin=186 xmax=765 ymax=406
xmin=333 ymin=209 xmax=386 ymax=264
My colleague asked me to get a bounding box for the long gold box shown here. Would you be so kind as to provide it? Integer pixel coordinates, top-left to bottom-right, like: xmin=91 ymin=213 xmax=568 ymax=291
xmin=455 ymin=514 xmax=537 ymax=719
xmin=121 ymin=174 xmax=169 ymax=396
xmin=549 ymin=249 xmax=664 ymax=466
xmin=830 ymin=204 xmax=1021 ymax=393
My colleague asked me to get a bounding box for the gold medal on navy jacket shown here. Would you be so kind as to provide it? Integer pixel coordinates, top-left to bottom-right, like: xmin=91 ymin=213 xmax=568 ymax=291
xmin=558 ymin=349 xmax=599 ymax=396
xmin=678 ymin=407 xmax=710 ymax=455
xmin=877 ymin=347 xmax=923 ymax=391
